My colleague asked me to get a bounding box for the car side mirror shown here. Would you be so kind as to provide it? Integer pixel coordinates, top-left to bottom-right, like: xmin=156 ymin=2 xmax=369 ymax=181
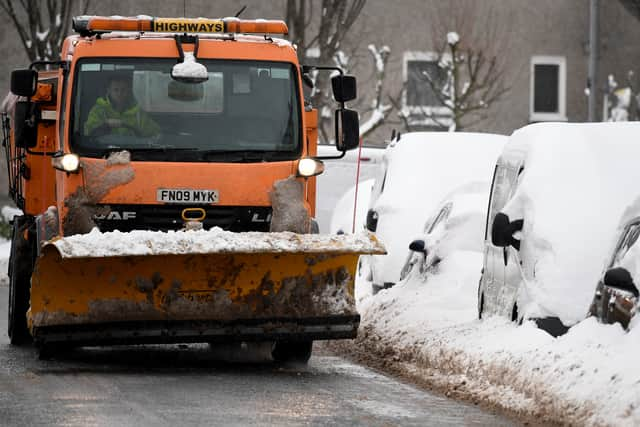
xmin=604 ymin=267 xmax=639 ymax=297
xmin=331 ymin=74 xmax=357 ymax=103
xmin=491 ymin=212 xmax=523 ymax=250
xmin=11 ymin=69 xmax=38 ymax=97
xmin=335 ymin=109 xmax=359 ymax=151
xmin=366 ymin=209 xmax=378 ymax=232
xmin=409 ymin=239 xmax=427 ymax=255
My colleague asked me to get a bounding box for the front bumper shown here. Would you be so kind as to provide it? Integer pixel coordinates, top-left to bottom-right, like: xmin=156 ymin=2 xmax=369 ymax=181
xmin=32 ymin=315 xmax=360 ymax=346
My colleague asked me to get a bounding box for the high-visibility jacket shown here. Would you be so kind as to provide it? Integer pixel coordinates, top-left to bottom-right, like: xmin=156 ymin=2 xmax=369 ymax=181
xmin=84 ymin=96 xmax=160 ymax=137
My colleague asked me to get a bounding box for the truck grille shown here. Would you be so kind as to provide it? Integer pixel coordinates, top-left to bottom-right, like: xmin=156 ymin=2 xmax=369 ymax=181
xmin=93 ymin=204 xmax=272 ymax=233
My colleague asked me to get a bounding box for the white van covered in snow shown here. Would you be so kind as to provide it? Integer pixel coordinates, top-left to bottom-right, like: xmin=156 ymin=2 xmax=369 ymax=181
xmin=478 ymin=122 xmax=640 ymax=336
xmin=364 ymin=131 xmax=506 ymax=294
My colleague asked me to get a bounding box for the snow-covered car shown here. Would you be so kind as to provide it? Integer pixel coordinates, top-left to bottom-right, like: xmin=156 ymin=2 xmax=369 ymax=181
xmin=479 ymin=122 xmax=640 ymax=336
xmin=364 ymin=131 xmax=506 ymax=294
xmin=399 ymin=182 xmax=489 ymax=282
xmin=316 ymin=145 xmax=383 ymax=233
xmin=329 ymin=178 xmax=374 ymax=235
xmin=589 ymin=199 xmax=640 ymax=330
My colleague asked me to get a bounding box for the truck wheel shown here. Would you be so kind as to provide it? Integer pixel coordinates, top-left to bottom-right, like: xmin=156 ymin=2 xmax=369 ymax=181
xmin=272 ymin=340 xmax=313 ymax=364
xmin=8 ymin=217 xmax=33 ymax=345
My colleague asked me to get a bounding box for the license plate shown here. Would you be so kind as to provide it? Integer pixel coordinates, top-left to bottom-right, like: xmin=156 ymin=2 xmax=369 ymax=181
xmin=157 ymin=188 xmax=219 ymax=204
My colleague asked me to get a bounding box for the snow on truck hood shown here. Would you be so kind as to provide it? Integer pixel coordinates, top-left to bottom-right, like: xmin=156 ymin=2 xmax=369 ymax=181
xmin=48 ymin=228 xmax=386 ymax=258
xmin=501 ymin=122 xmax=640 ymax=325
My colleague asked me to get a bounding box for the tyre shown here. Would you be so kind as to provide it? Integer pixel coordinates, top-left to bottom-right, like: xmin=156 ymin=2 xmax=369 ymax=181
xmin=8 ymin=217 xmax=34 ymax=345
xmin=272 ymin=340 xmax=313 ymax=364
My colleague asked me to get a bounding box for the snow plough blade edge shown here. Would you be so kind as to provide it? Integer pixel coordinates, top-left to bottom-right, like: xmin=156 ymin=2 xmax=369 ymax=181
xmin=28 ymin=230 xmax=385 ymax=345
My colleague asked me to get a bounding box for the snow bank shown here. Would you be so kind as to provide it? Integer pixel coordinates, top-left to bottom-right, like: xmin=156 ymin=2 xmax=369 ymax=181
xmin=50 ymin=227 xmax=385 ymax=258
xmin=1 ymin=206 xmax=22 ymax=223
xmin=354 ymin=248 xmax=640 ymax=425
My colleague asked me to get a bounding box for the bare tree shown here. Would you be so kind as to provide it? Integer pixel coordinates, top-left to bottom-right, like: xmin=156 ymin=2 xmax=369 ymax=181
xmin=619 ymin=0 xmax=640 ymax=20
xmin=421 ymin=33 xmax=509 ymax=131
xmin=359 ymin=44 xmax=392 ymax=136
xmin=0 ymin=0 xmax=91 ymax=62
xmin=393 ymin=0 xmax=511 ymax=132
xmin=285 ymin=0 xmax=366 ymax=142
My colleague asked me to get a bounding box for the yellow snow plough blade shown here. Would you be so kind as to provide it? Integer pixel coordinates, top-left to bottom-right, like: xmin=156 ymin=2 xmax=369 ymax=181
xmin=28 ymin=229 xmax=385 ymax=346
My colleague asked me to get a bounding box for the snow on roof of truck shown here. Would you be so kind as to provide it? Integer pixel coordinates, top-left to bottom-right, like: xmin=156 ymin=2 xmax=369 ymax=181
xmin=500 ymin=121 xmax=640 ymax=325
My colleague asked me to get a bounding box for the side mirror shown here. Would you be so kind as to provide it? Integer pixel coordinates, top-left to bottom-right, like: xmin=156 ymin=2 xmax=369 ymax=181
xmin=335 ymin=109 xmax=359 ymax=151
xmin=11 ymin=69 xmax=37 ymax=97
xmin=604 ymin=267 xmax=639 ymax=297
xmin=366 ymin=209 xmax=378 ymax=232
xmin=331 ymin=74 xmax=357 ymax=103
xmin=409 ymin=239 xmax=427 ymax=255
xmin=14 ymin=101 xmax=38 ymax=148
xmin=491 ymin=212 xmax=523 ymax=250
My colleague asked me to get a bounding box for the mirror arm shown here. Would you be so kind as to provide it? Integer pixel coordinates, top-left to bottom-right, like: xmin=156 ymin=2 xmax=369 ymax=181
xmin=509 ymin=219 xmax=523 ymax=250
xmin=174 ymin=35 xmax=185 ymax=61
xmin=302 ymin=65 xmax=345 ymax=108
xmin=314 ymin=151 xmax=347 ymax=161
xmin=30 ymin=60 xmax=68 ymax=72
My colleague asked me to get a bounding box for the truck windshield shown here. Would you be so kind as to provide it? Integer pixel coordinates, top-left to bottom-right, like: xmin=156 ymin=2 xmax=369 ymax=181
xmin=71 ymin=58 xmax=301 ymax=162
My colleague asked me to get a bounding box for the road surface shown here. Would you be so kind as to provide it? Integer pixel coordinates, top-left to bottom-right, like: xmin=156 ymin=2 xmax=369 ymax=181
xmin=0 ymin=285 xmax=514 ymax=426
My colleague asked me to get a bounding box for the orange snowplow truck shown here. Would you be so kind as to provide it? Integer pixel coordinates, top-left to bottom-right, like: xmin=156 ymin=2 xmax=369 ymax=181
xmin=3 ymin=16 xmax=384 ymax=360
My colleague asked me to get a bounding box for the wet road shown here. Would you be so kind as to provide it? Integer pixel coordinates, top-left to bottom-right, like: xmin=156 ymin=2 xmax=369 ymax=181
xmin=0 ymin=286 xmax=513 ymax=426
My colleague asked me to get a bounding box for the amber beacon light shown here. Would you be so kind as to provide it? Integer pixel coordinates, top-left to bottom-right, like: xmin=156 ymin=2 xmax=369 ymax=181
xmin=73 ymin=16 xmax=288 ymax=35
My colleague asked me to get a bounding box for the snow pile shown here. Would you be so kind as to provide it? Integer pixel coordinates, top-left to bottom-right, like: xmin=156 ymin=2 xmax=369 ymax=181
xmin=50 ymin=227 xmax=385 ymax=258
xmin=447 ymin=32 xmax=460 ymax=46
xmin=171 ymin=52 xmax=208 ymax=80
xmin=356 ymin=262 xmax=640 ymax=425
xmin=1 ymin=206 xmax=22 ymax=223
xmin=0 ymin=239 xmax=9 ymax=286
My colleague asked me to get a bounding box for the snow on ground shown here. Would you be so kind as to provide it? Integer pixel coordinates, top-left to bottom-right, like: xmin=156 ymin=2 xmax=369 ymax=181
xmin=0 ymin=239 xmax=9 ymax=286
xmin=353 ymin=259 xmax=640 ymax=426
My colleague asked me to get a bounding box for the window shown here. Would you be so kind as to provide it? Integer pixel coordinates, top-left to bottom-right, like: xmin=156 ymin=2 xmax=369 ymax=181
xmin=486 ymin=164 xmax=521 ymax=240
xmin=402 ymin=51 xmax=451 ymax=129
xmin=614 ymin=223 xmax=640 ymax=267
xmin=530 ymin=56 xmax=566 ymax=122
xmin=71 ymin=58 xmax=301 ymax=162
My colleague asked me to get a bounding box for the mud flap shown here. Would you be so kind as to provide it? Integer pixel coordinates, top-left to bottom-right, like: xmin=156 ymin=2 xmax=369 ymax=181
xmin=29 ymin=230 xmax=385 ymax=345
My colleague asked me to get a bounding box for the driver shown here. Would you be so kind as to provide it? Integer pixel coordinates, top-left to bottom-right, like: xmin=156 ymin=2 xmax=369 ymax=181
xmin=84 ymin=74 xmax=160 ymax=137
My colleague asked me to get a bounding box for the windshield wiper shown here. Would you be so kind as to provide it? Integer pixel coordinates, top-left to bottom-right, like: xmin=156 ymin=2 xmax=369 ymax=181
xmin=201 ymin=150 xmax=294 ymax=162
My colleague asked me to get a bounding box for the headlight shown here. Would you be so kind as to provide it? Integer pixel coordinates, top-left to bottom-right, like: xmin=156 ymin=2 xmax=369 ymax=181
xmin=297 ymin=158 xmax=325 ymax=177
xmin=52 ymin=154 xmax=80 ymax=173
